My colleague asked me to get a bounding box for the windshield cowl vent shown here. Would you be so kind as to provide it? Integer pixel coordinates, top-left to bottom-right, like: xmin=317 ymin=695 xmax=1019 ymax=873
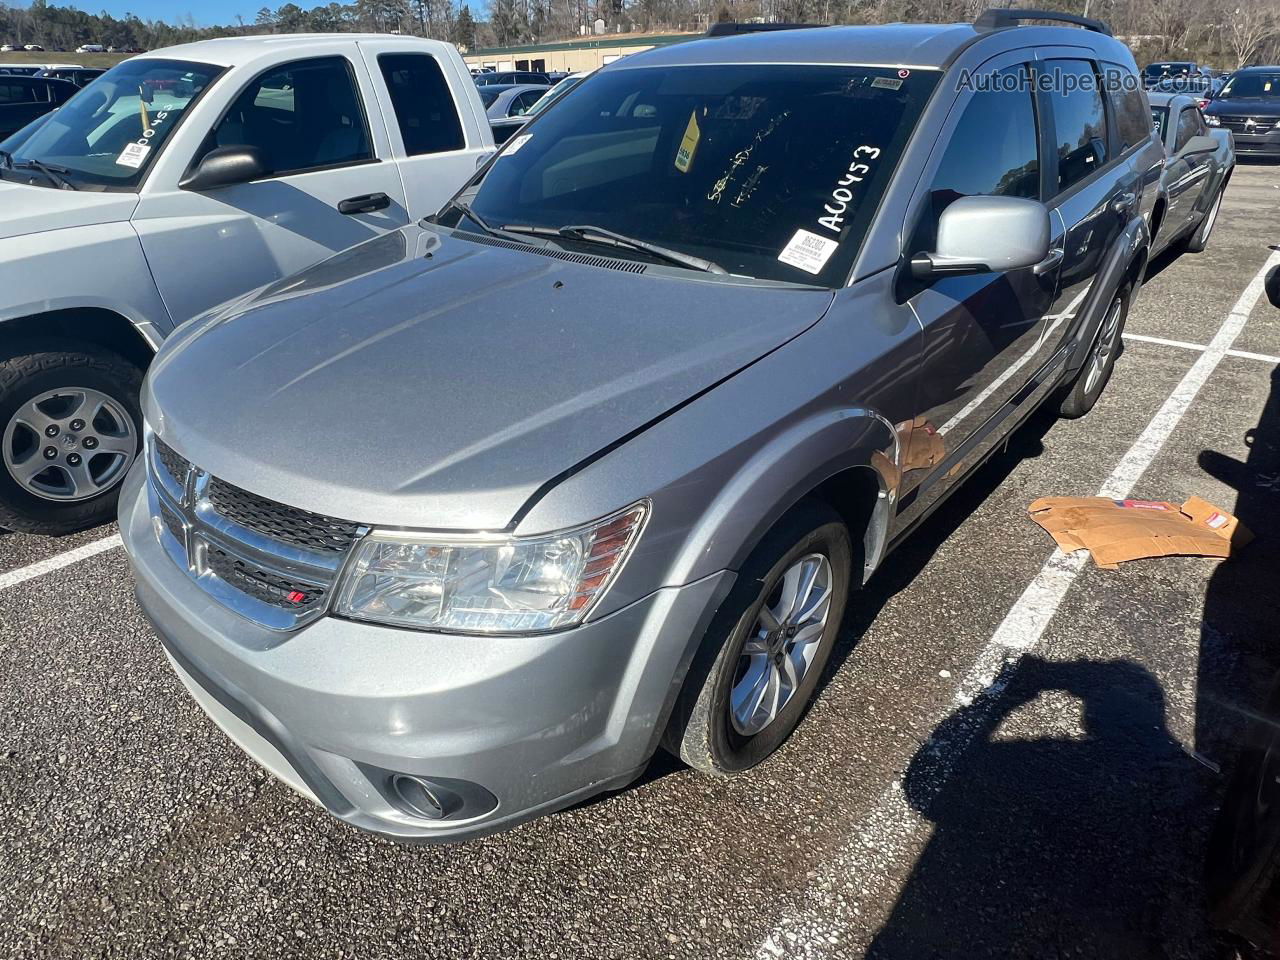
xmin=453 ymin=231 xmax=649 ymax=273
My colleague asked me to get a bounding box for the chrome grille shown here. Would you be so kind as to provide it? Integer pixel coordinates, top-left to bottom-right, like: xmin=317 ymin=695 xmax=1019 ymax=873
xmin=145 ymin=436 xmax=364 ymax=630
xmin=155 ymin=438 xmax=190 ymax=486
xmin=1218 ymin=115 xmax=1276 ymax=134
xmin=207 ymin=477 xmax=360 ymax=554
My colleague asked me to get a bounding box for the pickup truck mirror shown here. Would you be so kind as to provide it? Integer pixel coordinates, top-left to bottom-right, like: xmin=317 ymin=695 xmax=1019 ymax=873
xmin=179 ymin=145 xmax=268 ymax=192
xmin=1177 ymin=134 xmax=1218 ymax=158
xmin=911 ymin=195 xmax=1051 ymax=280
xmin=1266 ymin=265 xmax=1280 ymax=309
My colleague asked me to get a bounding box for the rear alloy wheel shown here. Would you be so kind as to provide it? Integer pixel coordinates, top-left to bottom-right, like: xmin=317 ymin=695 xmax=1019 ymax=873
xmin=1184 ymin=183 xmax=1225 ymax=254
xmin=0 ymin=344 xmax=144 ymax=535
xmin=1059 ymin=286 xmax=1129 ymax=420
xmin=664 ymin=500 xmax=853 ymax=775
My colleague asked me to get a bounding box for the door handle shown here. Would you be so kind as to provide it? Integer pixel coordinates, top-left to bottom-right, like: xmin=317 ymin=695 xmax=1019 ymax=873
xmin=1110 ymin=191 xmax=1136 ymax=214
xmin=1033 ymin=247 xmax=1064 ymax=276
xmin=338 ymin=192 xmax=391 ymax=215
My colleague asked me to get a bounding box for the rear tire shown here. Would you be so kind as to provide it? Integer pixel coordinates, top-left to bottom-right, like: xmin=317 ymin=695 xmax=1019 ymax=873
xmin=0 ymin=341 xmax=144 ymax=535
xmin=663 ymin=500 xmax=853 ymax=775
xmin=1184 ymin=181 xmax=1226 ymax=254
xmin=1058 ymin=284 xmax=1129 ymax=420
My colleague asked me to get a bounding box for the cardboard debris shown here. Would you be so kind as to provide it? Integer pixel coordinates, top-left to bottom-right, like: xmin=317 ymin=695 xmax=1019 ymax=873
xmin=1028 ymin=496 xmax=1253 ymax=569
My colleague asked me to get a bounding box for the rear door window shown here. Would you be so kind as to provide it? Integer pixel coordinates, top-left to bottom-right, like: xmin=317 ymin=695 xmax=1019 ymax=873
xmin=1046 ymin=59 xmax=1109 ymax=193
xmin=0 ymin=80 xmax=35 ymax=104
xmin=377 ymin=52 xmax=465 ymax=156
xmin=1104 ymin=64 xmax=1151 ymax=152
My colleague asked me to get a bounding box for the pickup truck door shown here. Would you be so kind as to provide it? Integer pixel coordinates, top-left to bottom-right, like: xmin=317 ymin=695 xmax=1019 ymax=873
xmin=355 ymin=40 xmax=495 ymax=221
xmin=132 ymin=52 xmax=411 ymax=325
xmin=893 ymin=59 xmax=1062 ymax=526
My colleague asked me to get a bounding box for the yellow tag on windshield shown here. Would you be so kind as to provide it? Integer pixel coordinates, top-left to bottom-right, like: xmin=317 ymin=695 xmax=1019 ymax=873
xmin=675 ymin=110 xmax=701 ymax=173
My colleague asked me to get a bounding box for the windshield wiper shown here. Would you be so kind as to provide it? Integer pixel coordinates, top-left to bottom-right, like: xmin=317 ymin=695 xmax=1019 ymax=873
xmin=435 ymin=198 xmax=534 ymax=245
xmin=557 ymin=224 xmax=727 ymax=275
xmin=13 ymin=159 xmax=77 ymax=190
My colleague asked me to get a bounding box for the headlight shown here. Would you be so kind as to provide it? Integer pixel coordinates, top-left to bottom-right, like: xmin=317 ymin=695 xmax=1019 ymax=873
xmin=334 ymin=502 xmax=648 ymax=634
xmin=1205 ymin=114 xmax=1221 ymax=126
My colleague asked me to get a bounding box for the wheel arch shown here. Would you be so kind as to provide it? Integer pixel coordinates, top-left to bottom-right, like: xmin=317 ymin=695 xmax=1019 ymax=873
xmin=0 ymin=307 xmax=157 ymax=372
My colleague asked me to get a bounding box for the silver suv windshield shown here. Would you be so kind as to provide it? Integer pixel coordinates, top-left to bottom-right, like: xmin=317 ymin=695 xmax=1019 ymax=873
xmin=459 ymin=63 xmax=939 ymax=287
xmin=2 ymin=58 xmax=223 ymax=191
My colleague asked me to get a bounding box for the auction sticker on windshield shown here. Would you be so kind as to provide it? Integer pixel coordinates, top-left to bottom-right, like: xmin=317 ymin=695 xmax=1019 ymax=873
xmin=675 ymin=110 xmax=701 ymax=173
xmin=115 ymin=143 xmax=151 ymax=169
xmin=778 ymin=228 xmax=840 ymax=275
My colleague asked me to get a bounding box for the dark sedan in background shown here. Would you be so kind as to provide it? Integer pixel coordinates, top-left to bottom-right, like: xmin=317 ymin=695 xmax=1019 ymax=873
xmin=0 ymin=74 xmax=76 ymax=140
xmin=1202 ymin=66 xmax=1280 ymax=159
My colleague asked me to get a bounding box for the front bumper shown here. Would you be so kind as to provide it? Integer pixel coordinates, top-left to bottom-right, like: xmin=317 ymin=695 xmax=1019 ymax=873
xmin=120 ymin=463 xmax=733 ymax=842
xmin=1227 ymin=131 xmax=1280 ymax=157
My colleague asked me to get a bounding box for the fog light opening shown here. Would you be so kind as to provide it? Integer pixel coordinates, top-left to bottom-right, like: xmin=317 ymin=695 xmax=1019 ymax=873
xmin=390 ymin=774 xmax=452 ymax=821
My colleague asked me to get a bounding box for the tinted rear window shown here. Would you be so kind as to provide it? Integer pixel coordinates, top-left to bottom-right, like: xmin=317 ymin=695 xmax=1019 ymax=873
xmin=378 ymin=52 xmax=465 ymax=155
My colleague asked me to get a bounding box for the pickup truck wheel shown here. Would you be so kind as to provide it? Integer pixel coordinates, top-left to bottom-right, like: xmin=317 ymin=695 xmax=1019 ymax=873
xmin=1207 ymin=676 xmax=1280 ymax=955
xmin=1184 ymin=183 xmax=1226 ymax=254
xmin=663 ymin=500 xmax=853 ymax=775
xmin=0 ymin=343 xmax=143 ymax=535
xmin=1058 ymin=285 xmax=1129 ymax=420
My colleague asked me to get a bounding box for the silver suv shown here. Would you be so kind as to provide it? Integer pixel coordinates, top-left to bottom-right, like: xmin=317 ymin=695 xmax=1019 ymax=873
xmin=122 ymin=11 xmax=1163 ymax=841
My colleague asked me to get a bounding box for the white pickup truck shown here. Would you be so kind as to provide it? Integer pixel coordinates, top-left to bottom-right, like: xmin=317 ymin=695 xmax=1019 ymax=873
xmin=0 ymin=34 xmax=495 ymax=534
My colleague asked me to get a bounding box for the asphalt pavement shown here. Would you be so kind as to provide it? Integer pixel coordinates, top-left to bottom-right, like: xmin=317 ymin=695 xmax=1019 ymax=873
xmin=2 ymin=162 xmax=1279 ymax=960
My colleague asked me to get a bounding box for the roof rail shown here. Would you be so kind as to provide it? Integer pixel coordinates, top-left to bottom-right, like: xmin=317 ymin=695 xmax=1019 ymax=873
xmin=974 ymin=7 xmax=1113 ymax=36
xmin=704 ymin=21 xmax=823 ymax=37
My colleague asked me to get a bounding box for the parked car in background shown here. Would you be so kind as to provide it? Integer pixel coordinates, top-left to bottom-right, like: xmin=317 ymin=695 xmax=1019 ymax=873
xmin=121 ymin=10 xmax=1162 ymax=843
xmin=479 ymin=82 xmax=549 ymax=121
xmin=1146 ymin=92 xmax=1233 ymax=257
xmin=33 ymin=66 xmax=105 ymax=87
xmin=0 ymin=45 xmax=15 ymax=53
xmin=488 ymin=70 xmax=592 ymax=144
xmin=1143 ymin=60 xmax=1197 ymax=89
xmin=0 ymin=74 xmax=77 ymax=139
xmin=1202 ymin=66 xmax=1280 ymax=160
xmin=0 ymin=34 xmax=495 ymax=534
xmin=75 ymin=44 xmax=105 ymax=54
xmin=474 ymin=70 xmax=550 ymax=86
xmin=23 ymin=44 xmax=43 ymax=52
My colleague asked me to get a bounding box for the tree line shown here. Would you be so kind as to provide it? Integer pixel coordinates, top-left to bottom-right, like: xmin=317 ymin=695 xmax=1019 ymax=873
xmin=1 ymin=0 xmax=1276 ymax=65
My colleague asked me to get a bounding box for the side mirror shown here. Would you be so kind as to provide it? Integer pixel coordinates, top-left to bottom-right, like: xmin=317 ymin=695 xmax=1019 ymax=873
xmin=1266 ymin=265 xmax=1280 ymax=310
xmin=179 ymin=145 xmax=268 ymax=191
xmin=911 ymin=195 xmax=1051 ymax=279
xmin=1177 ymin=134 xmax=1218 ymax=158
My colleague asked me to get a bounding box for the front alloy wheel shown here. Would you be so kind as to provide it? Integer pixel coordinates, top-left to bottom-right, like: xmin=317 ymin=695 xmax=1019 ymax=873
xmin=3 ymin=387 xmax=137 ymax=502
xmin=664 ymin=500 xmax=853 ymax=775
xmin=730 ymin=553 xmax=834 ymax=736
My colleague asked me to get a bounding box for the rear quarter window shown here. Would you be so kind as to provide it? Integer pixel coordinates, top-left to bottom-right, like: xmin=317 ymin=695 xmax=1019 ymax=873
xmin=1044 ymin=59 xmax=1109 ymax=194
xmin=378 ymin=52 xmax=465 ymax=156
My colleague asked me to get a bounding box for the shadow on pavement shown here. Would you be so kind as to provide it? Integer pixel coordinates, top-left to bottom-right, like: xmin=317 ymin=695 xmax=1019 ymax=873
xmin=867 ymin=656 xmax=1218 ymax=958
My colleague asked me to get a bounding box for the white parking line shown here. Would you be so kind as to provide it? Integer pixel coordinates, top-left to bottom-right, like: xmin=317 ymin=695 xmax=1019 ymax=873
xmin=0 ymin=534 xmax=123 ymax=594
xmin=1123 ymin=331 xmax=1280 ymax=365
xmin=758 ymin=248 xmax=1280 ymax=960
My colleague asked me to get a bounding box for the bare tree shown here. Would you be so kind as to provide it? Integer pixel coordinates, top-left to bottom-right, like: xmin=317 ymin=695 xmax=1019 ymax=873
xmin=1225 ymin=0 xmax=1277 ymax=67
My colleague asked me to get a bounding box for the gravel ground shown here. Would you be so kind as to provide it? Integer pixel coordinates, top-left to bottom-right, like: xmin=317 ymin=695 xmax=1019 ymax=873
xmin=1 ymin=162 xmax=1278 ymax=960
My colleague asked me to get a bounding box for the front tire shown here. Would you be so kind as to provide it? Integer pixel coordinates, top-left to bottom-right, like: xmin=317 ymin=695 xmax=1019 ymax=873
xmin=663 ymin=500 xmax=853 ymax=775
xmin=0 ymin=341 xmax=144 ymax=535
xmin=1058 ymin=284 xmax=1129 ymax=420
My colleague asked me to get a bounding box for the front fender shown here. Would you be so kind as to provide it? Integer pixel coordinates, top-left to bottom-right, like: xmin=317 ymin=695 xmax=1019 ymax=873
xmin=0 ymin=224 xmax=172 ymax=347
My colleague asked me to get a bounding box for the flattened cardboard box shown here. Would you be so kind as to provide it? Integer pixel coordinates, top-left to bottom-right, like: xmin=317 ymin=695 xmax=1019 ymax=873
xmin=1028 ymin=496 xmax=1253 ymax=569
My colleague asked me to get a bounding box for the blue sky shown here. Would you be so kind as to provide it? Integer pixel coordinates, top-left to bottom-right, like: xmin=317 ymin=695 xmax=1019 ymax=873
xmin=14 ymin=0 xmax=297 ymax=27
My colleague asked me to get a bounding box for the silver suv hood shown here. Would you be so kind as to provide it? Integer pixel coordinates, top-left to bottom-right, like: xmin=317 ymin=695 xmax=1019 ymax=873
xmin=146 ymin=225 xmax=833 ymax=531
xmin=0 ymin=180 xmax=138 ymax=240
